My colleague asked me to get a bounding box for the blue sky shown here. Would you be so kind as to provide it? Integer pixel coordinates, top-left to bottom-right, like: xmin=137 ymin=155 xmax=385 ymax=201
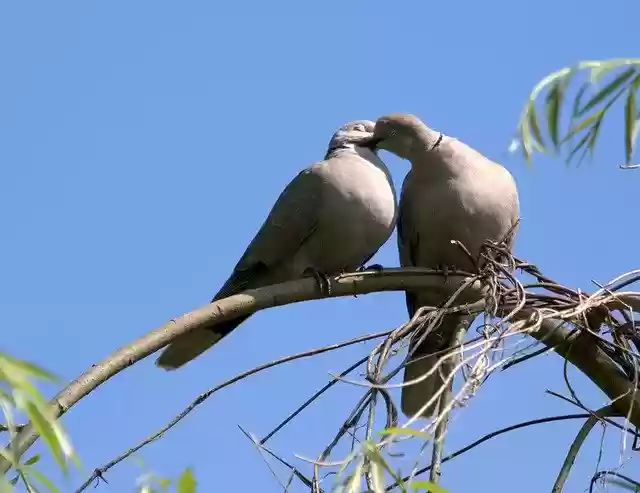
xmin=1 ymin=1 xmax=639 ymax=491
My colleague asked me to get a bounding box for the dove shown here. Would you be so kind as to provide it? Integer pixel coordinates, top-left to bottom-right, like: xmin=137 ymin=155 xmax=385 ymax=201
xmin=371 ymin=113 xmax=519 ymax=418
xmin=157 ymin=120 xmax=398 ymax=369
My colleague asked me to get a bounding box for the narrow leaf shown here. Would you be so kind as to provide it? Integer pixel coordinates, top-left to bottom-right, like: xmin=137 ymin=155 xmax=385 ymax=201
xmin=572 ymin=83 xmax=590 ymax=121
xmin=562 ymin=110 xmax=604 ymax=143
xmin=578 ymin=67 xmax=636 ymax=116
xmin=590 ymin=60 xmax=623 ymax=84
xmin=24 ymin=455 xmax=40 ymax=466
xmin=364 ymin=442 xmax=408 ymax=493
xmin=24 ymin=402 xmax=66 ymax=473
xmin=0 ymin=354 xmax=57 ymax=383
xmin=344 ymin=458 xmax=364 ymax=493
xmin=587 ymin=119 xmax=603 ymax=159
xmin=379 ymin=427 xmax=431 ymax=439
xmin=25 ymin=467 xmax=60 ymax=493
xmin=527 ymin=101 xmax=546 ymax=149
xmin=567 ymin=131 xmax=592 ymax=165
xmin=589 ymin=58 xmax=640 ymax=83
xmin=624 ymin=75 xmax=640 ymax=164
xmin=409 ymin=479 xmax=449 ymax=493
xmin=176 ymin=468 xmax=196 ymax=493
xmin=545 ymin=82 xmax=561 ymax=148
xmin=369 ymin=458 xmax=385 ymax=493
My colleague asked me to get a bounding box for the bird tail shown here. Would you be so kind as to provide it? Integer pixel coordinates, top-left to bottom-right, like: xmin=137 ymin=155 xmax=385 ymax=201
xmin=155 ymin=315 xmax=250 ymax=370
xmin=401 ymin=314 xmax=471 ymax=419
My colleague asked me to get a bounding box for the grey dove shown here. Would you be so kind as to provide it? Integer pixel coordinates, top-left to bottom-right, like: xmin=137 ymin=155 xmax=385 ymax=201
xmin=156 ymin=120 xmax=398 ymax=370
xmin=370 ymin=113 xmax=520 ymax=418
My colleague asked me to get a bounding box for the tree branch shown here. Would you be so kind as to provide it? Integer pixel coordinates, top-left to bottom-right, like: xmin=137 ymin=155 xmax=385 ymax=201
xmin=73 ymin=331 xmax=387 ymax=492
xmin=2 ymin=263 xmax=640 ymax=480
xmin=551 ymin=405 xmax=614 ymax=492
xmin=0 ymin=268 xmax=482 ymax=474
xmin=528 ymin=316 xmax=640 ymax=425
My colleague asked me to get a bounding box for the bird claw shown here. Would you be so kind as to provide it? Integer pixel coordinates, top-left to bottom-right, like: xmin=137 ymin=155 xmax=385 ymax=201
xmin=438 ymin=264 xmax=457 ymax=284
xmin=303 ymin=267 xmax=332 ymax=296
xmin=356 ymin=263 xmax=384 ymax=273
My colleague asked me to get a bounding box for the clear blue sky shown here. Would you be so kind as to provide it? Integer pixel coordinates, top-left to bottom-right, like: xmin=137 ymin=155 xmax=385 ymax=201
xmin=1 ymin=1 xmax=638 ymax=491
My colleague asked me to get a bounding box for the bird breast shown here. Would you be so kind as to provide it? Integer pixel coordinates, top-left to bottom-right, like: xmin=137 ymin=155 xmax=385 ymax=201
xmin=301 ymin=152 xmax=397 ymax=272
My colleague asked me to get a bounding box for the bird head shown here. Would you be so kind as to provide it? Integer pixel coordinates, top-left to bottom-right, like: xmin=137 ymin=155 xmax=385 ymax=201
xmin=326 ymin=120 xmax=377 ymax=153
xmin=370 ymin=113 xmax=441 ymax=160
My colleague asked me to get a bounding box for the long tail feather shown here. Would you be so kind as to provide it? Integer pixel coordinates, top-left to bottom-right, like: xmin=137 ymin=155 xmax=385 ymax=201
xmin=401 ymin=314 xmax=471 ymax=418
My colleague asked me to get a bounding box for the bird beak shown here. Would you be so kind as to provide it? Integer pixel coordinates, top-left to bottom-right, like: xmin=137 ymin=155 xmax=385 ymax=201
xmin=347 ymin=133 xmax=379 ymax=149
xmin=367 ymin=137 xmax=383 ymax=148
xmin=357 ymin=136 xmax=382 ymax=150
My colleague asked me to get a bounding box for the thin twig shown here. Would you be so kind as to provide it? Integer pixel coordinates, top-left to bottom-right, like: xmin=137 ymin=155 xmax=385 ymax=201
xmin=385 ymin=414 xmax=594 ymax=491
xmin=551 ymin=405 xmax=614 ymax=493
xmin=590 ymin=470 xmax=640 ymax=492
xmin=260 ymin=357 xmax=369 ymax=445
xmin=238 ymin=425 xmax=316 ymax=491
xmin=74 ymin=330 xmax=389 ymax=492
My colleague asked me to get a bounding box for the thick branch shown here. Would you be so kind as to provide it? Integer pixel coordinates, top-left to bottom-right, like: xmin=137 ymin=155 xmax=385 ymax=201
xmin=528 ymin=316 xmax=640 ymax=425
xmin=0 ymin=268 xmax=482 ymax=473
xmin=2 ymin=266 xmax=640 ymax=476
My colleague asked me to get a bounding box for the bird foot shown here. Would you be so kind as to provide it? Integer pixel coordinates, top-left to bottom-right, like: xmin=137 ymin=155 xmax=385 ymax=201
xmin=303 ymin=267 xmax=332 ymax=296
xmin=438 ymin=264 xmax=458 ymax=284
xmin=356 ymin=263 xmax=384 ymax=273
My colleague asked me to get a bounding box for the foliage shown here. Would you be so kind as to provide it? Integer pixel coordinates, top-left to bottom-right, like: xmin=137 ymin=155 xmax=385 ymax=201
xmin=0 ymin=352 xmax=75 ymax=492
xmin=333 ymin=427 xmax=449 ymax=493
xmin=512 ymin=58 xmax=640 ymax=167
xmin=136 ymin=467 xmax=197 ymax=493
xmin=0 ymin=352 xmax=198 ymax=492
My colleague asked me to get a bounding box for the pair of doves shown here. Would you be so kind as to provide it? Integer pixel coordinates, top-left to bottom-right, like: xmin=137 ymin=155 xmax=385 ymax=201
xmin=156 ymin=114 xmax=520 ymax=419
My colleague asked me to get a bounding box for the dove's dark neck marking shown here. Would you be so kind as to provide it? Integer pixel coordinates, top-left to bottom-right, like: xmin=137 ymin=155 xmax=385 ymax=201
xmin=325 ymin=142 xmax=386 ymax=167
xmin=325 ymin=141 xmax=357 ymax=159
xmin=430 ymin=132 xmax=444 ymax=151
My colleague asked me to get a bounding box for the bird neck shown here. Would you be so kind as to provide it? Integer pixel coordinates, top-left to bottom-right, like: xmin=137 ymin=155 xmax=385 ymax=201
xmin=325 ymin=142 xmax=367 ymax=160
xmin=410 ymin=126 xmax=443 ymax=157
xmin=408 ymin=135 xmax=464 ymax=181
xmin=326 ymin=145 xmax=393 ymax=177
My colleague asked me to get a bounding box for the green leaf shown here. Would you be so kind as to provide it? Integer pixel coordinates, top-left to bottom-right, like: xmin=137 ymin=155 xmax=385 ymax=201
xmin=409 ymin=479 xmax=449 ymax=493
xmin=23 ymin=455 xmax=40 ymax=466
xmin=0 ymin=354 xmax=57 ymax=383
xmin=590 ymin=60 xmax=623 ymax=84
xmin=624 ymin=74 xmax=640 ymax=164
xmin=176 ymin=468 xmax=196 ymax=493
xmin=586 ymin=118 xmax=604 ymax=160
xmin=344 ymin=458 xmax=364 ymax=493
xmin=23 ymin=402 xmax=67 ymax=473
xmin=588 ymin=58 xmax=640 ymax=84
xmin=378 ymin=427 xmax=431 ymax=440
xmin=520 ymin=126 xmax=532 ymax=162
xmin=545 ymin=83 xmax=561 ymax=148
xmin=527 ymin=101 xmax=546 ymax=149
xmin=562 ymin=110 xmax=604 ymax=143
xmin=517 ymin=112 xmax=545 ymax=162
xmin=369 ymin=458 xmax=385 ymax=493
xmin=363 ymin=441 xmax=408 ymax=493
xmin=21 ymin=473 xmax=42 ymax=493
xmin=157 ymin=477 xmax=171 ymax=493
xmin=572 ymin=83 xmax=590 ymax=121
xmin=567 ymin=131 xmax=592 ymax=165
xmin=578 ymin=67 xmax=637 ymax=116
xmin=24 ymin=467 xmax=60 ymax=493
